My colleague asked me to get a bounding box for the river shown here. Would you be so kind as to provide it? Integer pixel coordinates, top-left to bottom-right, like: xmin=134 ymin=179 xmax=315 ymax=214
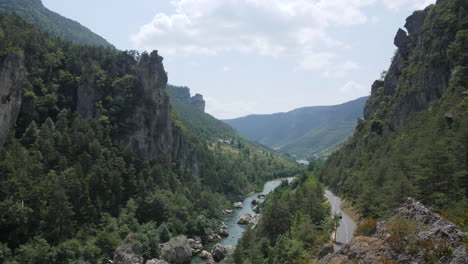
xmin=191 ymin=177 xmax=294 ymax=264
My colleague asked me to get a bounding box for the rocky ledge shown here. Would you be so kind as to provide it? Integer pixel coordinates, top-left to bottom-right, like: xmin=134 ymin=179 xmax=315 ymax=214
xmin=320 ymin=198 xmax=467 ymax=264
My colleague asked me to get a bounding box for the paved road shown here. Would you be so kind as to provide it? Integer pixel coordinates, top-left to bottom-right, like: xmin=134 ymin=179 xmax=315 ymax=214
xmin=325 ymin=190 xmax=356 ymax=251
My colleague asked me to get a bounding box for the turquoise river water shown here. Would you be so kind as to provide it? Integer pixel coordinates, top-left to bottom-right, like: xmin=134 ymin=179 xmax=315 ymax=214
xmin=191 ymin=177 xmax=294 ymax=264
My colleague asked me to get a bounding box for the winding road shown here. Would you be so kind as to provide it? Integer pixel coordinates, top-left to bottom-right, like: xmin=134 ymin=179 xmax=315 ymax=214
xmin=325 ymin=190 xmax=356 ymax=251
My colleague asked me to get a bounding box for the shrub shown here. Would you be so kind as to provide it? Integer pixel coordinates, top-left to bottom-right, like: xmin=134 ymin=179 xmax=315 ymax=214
xmin=355 ymin=218 xmax=377 ymax=236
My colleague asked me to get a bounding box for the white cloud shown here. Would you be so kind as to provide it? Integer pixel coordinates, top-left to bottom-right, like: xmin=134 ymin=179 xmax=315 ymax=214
xmin=131 ymin=0 xmax=377 ymax=75
xmin=205 ymin=96 xmax=258 ymax=119
xmin=382 ymin=0 xmax=435 ymax=10
xmin=297 ymin=53 xmax=359 ymax=78
xmin=222 ymin=66 xmax=231 ymax=72
xmin=339 ymin=81 xmax=369 ymax=97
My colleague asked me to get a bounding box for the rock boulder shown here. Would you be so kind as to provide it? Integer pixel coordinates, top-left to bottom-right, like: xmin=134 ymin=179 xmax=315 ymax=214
xmin=160 ymin=236 xmax=192 ymax=264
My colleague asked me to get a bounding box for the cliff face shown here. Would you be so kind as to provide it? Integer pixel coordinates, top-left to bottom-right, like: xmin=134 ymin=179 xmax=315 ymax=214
xmin=0 ymin=52 xmax=25 ymax=147
xmin=364 ymin=1 xmax=456 ymax=129
xmin=127 ymin=51 xmax=173 ymax=164
xmin=167 ymin=85 xmax=206 ymax=113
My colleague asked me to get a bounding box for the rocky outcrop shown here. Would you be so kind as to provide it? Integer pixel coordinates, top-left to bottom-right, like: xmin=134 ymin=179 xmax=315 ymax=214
xmin=187 ymin=237 xmax=203 ymax=254
xmin=167 ymin=85 xmax=206 ymax=113
xmin=219 ymin=222 xmax=229 ymax=237
xmin=211 ymin=244 xmax=233 ymax=262
xmin=237 ymin=213 xmax=252 ymax=225
xmin=0 ymin=52 xmax=25 ymax=148
xmin=113 ymin=234 xmax=144 ymax=264
xmin=160 ymin=236 xmax=192 ymax=264
xmin=233 ymin=202 xmax=243 ymax=209
xmin=320 ymin=198 xmax=467 ymax=264
xmin=363 ymin=1 xmax=456 ymax=129
xmin=190 ymin=94 xmax=205 ymax=112
xmin=129 ymin=51 xmax=173 ymax=164
xmin=199 ymin=250 xmax=212 ymax=260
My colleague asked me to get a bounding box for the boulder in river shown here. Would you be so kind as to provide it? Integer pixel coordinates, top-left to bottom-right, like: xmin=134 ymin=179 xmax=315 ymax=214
xmin=237 ymin=213 xmax=253 ymax=225
xmin=211 ymin=244 xmax=234 ymax=262
xmin=219 ymin=222 xmax=229 ymax=237
xmin=160 ymin=236 xmax=192 ymax=264
xmin=257 ymin=194 xmax=266 ymax=199
xmin=233 ymin=202 xmax=243 ymax=208
xmin=199 ymin=250 xmax=213 ymax=260
xmin=251 ymin=199 xmax=258 ymax=206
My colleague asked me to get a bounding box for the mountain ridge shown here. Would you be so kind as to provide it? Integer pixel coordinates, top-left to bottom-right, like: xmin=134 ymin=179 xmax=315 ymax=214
xmin=224 ymin=96 xmax=368 ymax=159
xmin=0 ymin=0 xmax=113 ymax=47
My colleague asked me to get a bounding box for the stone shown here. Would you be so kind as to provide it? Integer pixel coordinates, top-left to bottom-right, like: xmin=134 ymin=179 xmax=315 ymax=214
xmin=233 ymin=202 xmax=243 ymax=209
xmin=113 ymin=234 xmax=144 ymax=264
xmin=199 ymin=250 xmax=212 ymax=260
xmin=223 ymin=209 xmax=233 ymax=215
xmin=219 ymin=222 xmax=229 ymax=237
xmin=394 ymin=28 xmax=411 ymax=57
xmin=257 ymin=194 xmax=266 ymax=199
xmin=0 ymin=52 xmax=25 ymax=148
xmin=319 ymin=198 xmax=468 ymax=263
xmin=237 ymin=213 xmax=253 ymax=225
xmin=160 ymin=236 xmax=192 ymax=264
xmin=190 ymin=94 xmax=205 ymax=112
xmin=211 ymin=244 xmax=234 ymax=262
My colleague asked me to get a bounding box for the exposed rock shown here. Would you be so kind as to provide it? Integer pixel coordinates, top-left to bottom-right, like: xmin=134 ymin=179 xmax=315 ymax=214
xmin=257 ymin=194 xmax=266 ymax=199
xmin=211 ymin=244 xmax=234 ymax=262
xmin=222 ymin=209 xmax=233 ymax=215
xmin=190 ymin=94 xmax=205 ymax=112
xmin=394 ymin=28 xmax=411 ymax=58
xmin=113 ymin=234 xmax=144 ymax=264
xmin=233 ymin=202 xmax=243 ymax=209
xmin=320 ymin=198 xmax=468 ymax=264
xmin=237 ymin=213 xmax=252 ymax=225
xmin=199 ymin=250 xmax=212 ymax=260
xmin=145 ymin=259 xmax=168 ymax=264
xmin=364 ymin=0 xmax=453 ymax=129
xmin=0 ymin=52 xmax=25 ymax=148
xmin=219 ymin=222 xmax=229 ymax=237
xmin=160 ymin=236 xmax=192 ymax=264
xmin=250 ymin=214 xmax=262 ymax=228
xmin=404 ymin=10 xmax=427 ymax=39
xmin=251 ymin=199 xmax=258 ymax=206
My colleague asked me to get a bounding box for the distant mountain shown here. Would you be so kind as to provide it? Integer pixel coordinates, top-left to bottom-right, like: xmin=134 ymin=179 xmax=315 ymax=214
xmin=224 ymin=96 xmax=368 ymax=160
xmin=0 ymin=0 xmax=113 ymax=47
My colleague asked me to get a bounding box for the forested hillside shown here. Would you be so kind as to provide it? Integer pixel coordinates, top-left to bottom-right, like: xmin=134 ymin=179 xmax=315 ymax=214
xmin=0 ymin=0 xmax=113 ymax=48
xmin=224 ymin=97 xmax=367 ymax=160
xmin=319 ymin=0 xmax=468 ymax=227
xmin=0 ymin=11 xmax=299 ymax=264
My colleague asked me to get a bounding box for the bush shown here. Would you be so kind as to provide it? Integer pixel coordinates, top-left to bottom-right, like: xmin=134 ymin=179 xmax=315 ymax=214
xmin=355 ymin=218 xmax=377 ymax=236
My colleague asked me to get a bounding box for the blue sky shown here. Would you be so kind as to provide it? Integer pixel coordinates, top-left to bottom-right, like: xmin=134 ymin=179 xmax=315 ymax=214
xmin=43 ymin=0 xmax=435 ymax=119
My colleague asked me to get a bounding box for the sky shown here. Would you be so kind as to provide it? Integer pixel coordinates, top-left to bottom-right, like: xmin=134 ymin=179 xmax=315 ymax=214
xmin=42 ymin=0 xmax=435 ymax=119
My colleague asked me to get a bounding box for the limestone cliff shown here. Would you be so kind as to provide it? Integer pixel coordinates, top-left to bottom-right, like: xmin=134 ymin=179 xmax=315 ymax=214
xmin=364 ymin=0 xmax=459 ymax=129
xmin=128 ymin=51 xmax=173 ymax=164
xmin=0 ymin=52 xmax=25 ymax=147
xmin=167 ymin=85 xmax=206 ymax=112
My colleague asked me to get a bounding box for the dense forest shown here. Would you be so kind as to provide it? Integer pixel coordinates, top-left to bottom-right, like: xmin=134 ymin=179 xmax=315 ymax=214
xmin=319 ymin=0 xmax=468 ymax=228
xmin=0 ymin=11 xmax=300 ymax=264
